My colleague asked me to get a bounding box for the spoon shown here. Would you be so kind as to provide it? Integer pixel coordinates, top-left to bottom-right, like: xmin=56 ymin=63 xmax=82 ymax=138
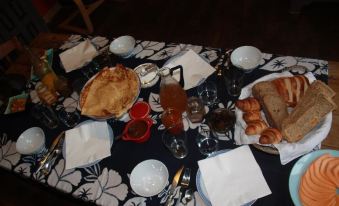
xmin=40 ymin=148 xmax=61 ymax=176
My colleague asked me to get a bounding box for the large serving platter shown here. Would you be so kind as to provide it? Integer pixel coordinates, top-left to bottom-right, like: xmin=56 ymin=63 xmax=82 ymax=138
xmin=234 ymin=72 xmax=332 ymax=157
xmin=288 ymin=149 xmax=339 ymax=206
xmin=78 ymin=66 xmax=141 ymax=120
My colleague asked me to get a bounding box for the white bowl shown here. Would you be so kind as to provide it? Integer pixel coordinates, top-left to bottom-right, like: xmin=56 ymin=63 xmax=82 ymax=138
xmin=231 ymin=46 xmax=262 ymax=73
xmin=16 ymin=127 xmax=45 ymax=155
xmin=109 ymin=35 xmax=136 ymax=58
xmin=130 ymin=159 xmax=169 ymax=197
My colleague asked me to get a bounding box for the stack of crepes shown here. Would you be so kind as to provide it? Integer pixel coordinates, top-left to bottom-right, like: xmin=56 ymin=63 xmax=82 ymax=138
xmin=80 ymin=64 xmax=139 ymax=118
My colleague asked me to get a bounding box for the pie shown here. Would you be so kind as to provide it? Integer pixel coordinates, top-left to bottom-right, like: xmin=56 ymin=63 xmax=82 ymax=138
xmin=80 ymin=64 xmax=139 ymax=118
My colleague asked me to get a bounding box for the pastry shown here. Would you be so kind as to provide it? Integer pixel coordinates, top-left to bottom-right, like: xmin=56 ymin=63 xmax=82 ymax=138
xmin=235 ymin=97 xmax=261 ymax=112
xmin=245 ymin=120 xmax=268 ymax=135
xmin=259 ymin=128 xmax=282 ymax=144
xmin=243 ymin=111 xmax=262 ymax=123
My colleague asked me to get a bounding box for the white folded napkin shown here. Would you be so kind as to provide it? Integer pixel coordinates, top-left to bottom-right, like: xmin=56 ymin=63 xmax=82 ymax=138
xmin=65 ymin=121 xmax=111 ymax=170
xmin=59 ymin=39 xmax=98 ymax=73
xmin=198 ymin=146 xmax=271 ymax=206
xmin=165 ymin=49 xmax=215 ymax=90
xmin=234 ymin=72 xmax=330 ymax=165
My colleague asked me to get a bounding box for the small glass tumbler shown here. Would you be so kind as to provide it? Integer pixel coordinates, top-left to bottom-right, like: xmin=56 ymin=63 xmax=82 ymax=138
xmin=58 ymin=105 xmax=80 ymax=127
xmin=223 ymin=67 xmax=244 ymax=97
xmin=197 ymin=81 xmax=218 ymax=106
xmin=161 ymin=107 xmax=184 ymax=135
xmin=30 ymin=104 xmax=59 ymax=129
xmin=196 ymin=132 xmax=219 ymax=156
xmin=186 ymin=96 xmax=205 ymax=123
xmin=162 ymin=128 xmax=188 ymax=159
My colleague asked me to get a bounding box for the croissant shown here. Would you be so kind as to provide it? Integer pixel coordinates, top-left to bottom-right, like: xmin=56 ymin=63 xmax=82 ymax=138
xmin=245 ymin=120 xmax=268 ymax=135
xmin=272 ymin=75 xmax=310 ymax=107
xmin=236 ymin=97 xmax=261 ymax=112
xmin=259 ymin=128 xmax=282 ymax=144
xmin=243 ymin=111 xmax=262 ymax=123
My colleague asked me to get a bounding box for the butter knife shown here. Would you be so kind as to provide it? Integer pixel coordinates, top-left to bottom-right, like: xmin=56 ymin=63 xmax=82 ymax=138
xmin=35 ymin=131 xmax=65 ymax=173
xmin=165 ymin=166 xmax=184 ymax=206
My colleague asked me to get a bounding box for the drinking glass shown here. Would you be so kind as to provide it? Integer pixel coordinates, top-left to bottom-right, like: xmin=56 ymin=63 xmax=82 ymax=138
xmin=58 ymin=105 xmax=80 ymax=127
xmin=161 ymin=107 xmax=184 ymax=135
xmin=186 ymin=96 xmax=205 ymax=123
xmin=196 ymin=132 xmax=219 ymax=156
xmin=197 ymin=81 xmax=218 ymax=106
xmin=162 ymin=128 xmax=188 ymax=159
xmin=223 ymin=67 xmax=244 ymax=97
xmin=30 ymin=104 xmax=59 ymax=129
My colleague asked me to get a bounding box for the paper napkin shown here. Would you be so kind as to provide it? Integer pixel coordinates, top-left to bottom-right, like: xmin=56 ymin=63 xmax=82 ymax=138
xmin=59 ymin=39 xmax=98 ymax=73
xmin=165 ymin=49 xmax=215 ymax=90
xmin=65 ymin=121 xmax=111 ymax=170
xmin=234 ymin=72 xmax=330 ymax=165
xmin=198 ymin=146 xmax=271 ymax=206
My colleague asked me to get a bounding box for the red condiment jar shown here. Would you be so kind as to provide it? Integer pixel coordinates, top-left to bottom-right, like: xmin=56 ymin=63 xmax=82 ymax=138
xmin=129 ymin=101 xmax=150 ymax=119
xmin=122 ymin=118 xmax=153 ymax=143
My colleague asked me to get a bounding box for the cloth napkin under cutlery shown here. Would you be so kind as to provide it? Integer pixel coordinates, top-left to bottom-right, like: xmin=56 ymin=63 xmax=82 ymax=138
xmin=165 ymin=49 xmax=215 ymax=90
xmin=198 ymin=146 xmax=271 ymax=206
xmin=59 ymin=39 xmax=98 ymax=73
xmin=64 ymin=121 xmax=111 ymax=170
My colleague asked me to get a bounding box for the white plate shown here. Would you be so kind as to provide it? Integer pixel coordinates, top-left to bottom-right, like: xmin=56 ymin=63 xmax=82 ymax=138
xmin=78 ymin=66 xmax=141 ymax=120
xmin=130 ymin=159 xmax=169 ymax=197
xmin=196 ymin=149 xmax=257 ymax=206
xmin=62 ymin=120 xmax=114 ymax=168
xmin=289 ymin=149 xmax=339 ymax=206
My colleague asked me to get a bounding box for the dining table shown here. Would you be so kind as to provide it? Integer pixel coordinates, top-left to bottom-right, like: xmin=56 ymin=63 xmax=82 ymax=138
xmin=0 ymin=32 xmax=338 ymax=206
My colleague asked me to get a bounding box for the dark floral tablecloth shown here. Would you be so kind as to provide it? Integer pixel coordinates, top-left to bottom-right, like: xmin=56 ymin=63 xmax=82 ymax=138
xmin=0 ymin=35 xmax=328 ymax=206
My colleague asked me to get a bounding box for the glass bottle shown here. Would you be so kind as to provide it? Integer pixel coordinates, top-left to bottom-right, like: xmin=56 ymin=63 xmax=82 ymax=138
xmin=25 ymin=47 xmax=58 ymax=93
xmin=159 ymin=68 xmax=187 ymax=113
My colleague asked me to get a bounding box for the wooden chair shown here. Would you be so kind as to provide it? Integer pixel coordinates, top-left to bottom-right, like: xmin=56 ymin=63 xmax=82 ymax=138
xmin=58 ymin=0 xmax=105 ymax=34
xmin=0 ymin=37 xmax=31 ymax=79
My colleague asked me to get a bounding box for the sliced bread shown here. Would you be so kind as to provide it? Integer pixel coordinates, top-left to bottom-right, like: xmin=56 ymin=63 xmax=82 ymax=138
xmin=261 ymin=94 xmax=289 ymax=130
xmin=282 ymin=93 xmax=336 ymax=142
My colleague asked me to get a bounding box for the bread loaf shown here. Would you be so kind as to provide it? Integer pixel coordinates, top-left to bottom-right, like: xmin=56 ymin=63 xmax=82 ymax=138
xmin=252 ymin=81 xmax=278 ymax=102
xmin=251 ymin=80 xmax=288 ymax=130
xmin=245 ymin=120 xmax=268 ymax=135
xmin=235 ymin=97 xmax=261 ymax=112
xmin=272 ymin=75 xmax=310 ymax=107
xmin=259 ymin=128 xmax=282 ymax=144
xmin=282 ymin=91 xmax=337 ymax=142
xmin=261 ymin=94 xmax=288 ymax=130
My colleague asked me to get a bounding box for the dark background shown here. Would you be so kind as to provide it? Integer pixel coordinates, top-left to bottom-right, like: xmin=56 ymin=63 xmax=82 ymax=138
xmin=1 ymin=0 xmax=339 ymax=205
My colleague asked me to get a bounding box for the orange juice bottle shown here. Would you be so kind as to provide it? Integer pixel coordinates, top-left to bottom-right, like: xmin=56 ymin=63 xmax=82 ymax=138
xmin=159 ymin=68 xmax=187 ymax=113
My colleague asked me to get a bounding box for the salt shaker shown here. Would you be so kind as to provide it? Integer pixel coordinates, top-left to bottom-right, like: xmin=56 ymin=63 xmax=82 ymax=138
xmin=186 ymin=96 xmax=205 ymax=123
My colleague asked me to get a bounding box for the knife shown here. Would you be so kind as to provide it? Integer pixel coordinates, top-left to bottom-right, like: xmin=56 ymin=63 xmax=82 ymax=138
xmin=35 ymin=131 xmax=65 ymax=174
xmin=165 ymin=165 xmax=184 ymax=206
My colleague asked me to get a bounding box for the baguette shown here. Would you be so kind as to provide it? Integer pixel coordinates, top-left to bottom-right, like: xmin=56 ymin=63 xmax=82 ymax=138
xmin=272 ymin=75 xmax=310 ymax=107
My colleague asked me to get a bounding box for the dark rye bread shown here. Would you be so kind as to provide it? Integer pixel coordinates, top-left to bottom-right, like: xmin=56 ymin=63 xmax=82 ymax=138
xmin=252 ymin=81 xmax=288 ymax=130
xmin=282 ymin=80 xmax=337 ymax=142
